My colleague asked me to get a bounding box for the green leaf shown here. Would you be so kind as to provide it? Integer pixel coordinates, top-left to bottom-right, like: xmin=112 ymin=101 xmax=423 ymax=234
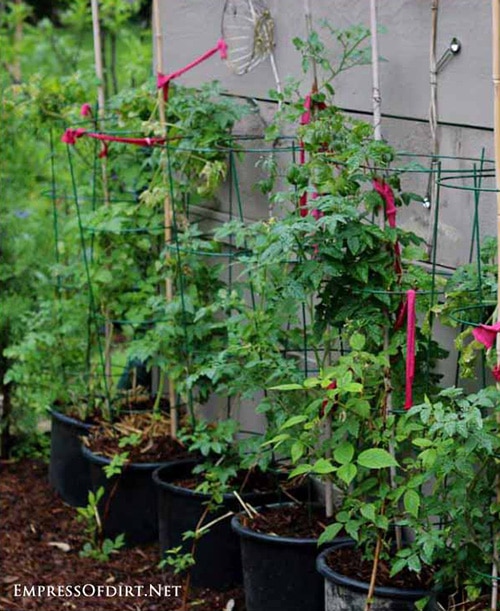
xmin=360 ymin=503 xmax=377 ymax=522
xmin=263 ymin=433 xmax=290 ymax=447
xmin=334 ymin=442 xmax=355 ymax=465
xmin=318 ymin=523 xmax=343 ymax=546
xmin=419 ymin=448 xmax=437 ymax=469
xmin=312 ymin=458 xmax=336 ymax=475
xmin=412 ymin=438 xmax=433 ymax=448
xmin=403 ymin=489 xmax=421 ymax=518
xmin=290 ymin=464 xmax=313 ymax=477
xmin=269 ymin=383 xmax=304 ymax=391
xmin=281 ymin=414 xmax=308 ymax=429
xmin=349 ymin=332 xmax=366 ymax=351
xmin=357 ymin=448 xmax=399 ymax=469
xmin=291 ymin=441 xmax=305 ymax=464
xmin=337 ymin=463 xmax=357 ymax=485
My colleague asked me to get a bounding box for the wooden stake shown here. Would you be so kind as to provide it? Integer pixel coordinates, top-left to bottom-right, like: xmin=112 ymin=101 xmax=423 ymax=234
xmin=153 ymin=0 xmax=177 ymax=438
xmin=369 ymin=0 xmax=382 ymax=141
xmin=91 ymin=0 xmax=113 ymax=403
xmin=304 ymin=0 xmax=318 ymax=92
xmin=426 ymin=0 xmax=439 ymax=256
xmin=429 ymin=0 xmax=439 ymax=157
xmin=91 ymin=0 xmax=106 ymax=118
xmin=492 ymin=3 xmax=500 ymax=608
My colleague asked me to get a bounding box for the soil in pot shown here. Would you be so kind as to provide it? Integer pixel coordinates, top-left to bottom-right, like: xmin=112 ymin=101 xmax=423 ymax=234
xmin=83 ymin=412 xmax=192 ymax=547
xmin=48 ymin=408 xmax=97 ymax=507
xmin=48 ymin=392 xmax=167 ymax=507
xmin=232 ymin=502 xmax=347 ymax=611
xmin=317 ymin=540 xmax=436 ymax=611
xmin=153 ymin=460 xmax=307 ymax=592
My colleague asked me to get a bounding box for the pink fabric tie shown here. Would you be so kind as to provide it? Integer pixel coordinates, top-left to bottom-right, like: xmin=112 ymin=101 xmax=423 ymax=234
xmin=157 ymin=38 xmax=227 ymax=99
xmin=80 ymin=103 xmax=92 ymax=117
xmin=372 ymin=179 xmax=402 ymax=276
xmin=61 ymin=129 xmax=168 ymax=154
xmin=472 ymin=322 xmax=500 ymax=349
xmin=298 ymin=94 xmax=327 ymax=217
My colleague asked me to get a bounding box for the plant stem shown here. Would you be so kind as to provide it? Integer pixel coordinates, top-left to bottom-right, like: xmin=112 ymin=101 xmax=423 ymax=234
xmin=365 ymin=528 xmax=383 ymax=611
xmin=153 ymin=369 xmax=165 ymax=415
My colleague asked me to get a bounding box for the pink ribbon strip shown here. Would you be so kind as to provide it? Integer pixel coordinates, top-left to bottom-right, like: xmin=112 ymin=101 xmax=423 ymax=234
xmin=80 ymin=103 xmax=92 ymax=117
xmin=372 ymin=178 xmax=402 ymax=276
xmin=61 ymin=128 xmax=167 ymax=150
xmin=321 ymin=381 xmax=337 ymax=417
xmin=472 ymin=322 xmax=500 ymax=349
xmin=157 ymin=38 xmax=228 ymax=99
xmin=299 ymin=93 xmax=327 ymax=217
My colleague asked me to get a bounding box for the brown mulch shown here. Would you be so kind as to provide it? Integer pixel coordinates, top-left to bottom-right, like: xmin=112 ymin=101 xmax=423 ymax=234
xmin=241 ymin=503 xmax=333 ymax=539
xmin=83 ymin=413 xmax=192 ymax=464
xmin=0 ymin=459 xmax=245 ymax=611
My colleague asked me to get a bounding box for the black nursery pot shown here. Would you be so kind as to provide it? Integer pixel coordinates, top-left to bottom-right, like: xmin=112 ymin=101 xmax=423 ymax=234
xmin=152 ymin=460 xmax=304 ymax=591
xmin=49 ymin=408 xmax=94 ymax=507
xmin=231 ymin=503 xmax=351 ymax=611
xmin=82 ymin=444 xmax=171 ymax=546
xmin=316 ymin=541 xmax=436 ymax=611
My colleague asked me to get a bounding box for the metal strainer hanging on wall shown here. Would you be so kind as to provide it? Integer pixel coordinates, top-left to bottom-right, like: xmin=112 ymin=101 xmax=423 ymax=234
xmin=222 ymin=0 xmax=281 ymax=91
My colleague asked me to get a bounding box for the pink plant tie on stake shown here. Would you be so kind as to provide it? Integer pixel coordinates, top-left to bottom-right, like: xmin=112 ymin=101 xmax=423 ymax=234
xmin=80 ymin=103 xmax=92 ymax=117
xmin=472 ymin=322 xmax=500 ymax=349
xmin=61 ymin=128 xmax=167 ymax=151
xmin=299 ymin=93 xmax=327 ymax=217
xmin=372 ymin=178 xmax=402 ymax=276
xmin=157 ymin=38 xmax=228 ymax=100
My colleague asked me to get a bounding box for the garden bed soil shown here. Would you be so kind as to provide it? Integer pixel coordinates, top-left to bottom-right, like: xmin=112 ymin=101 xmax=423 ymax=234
xmin=83 ymin=412 xmax=191 ymax=463
xmin=241 ymin=503 xmax=333 ymax=539
xmin=0 ymin=459 xmax=245 ymax=611
xmin=325 ymin=544 xmax=434 ymax=591
xmin=174 ymin=469 xmax=302 ymax=497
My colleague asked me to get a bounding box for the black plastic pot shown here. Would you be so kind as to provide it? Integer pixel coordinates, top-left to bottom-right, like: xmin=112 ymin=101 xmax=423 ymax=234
xmin=82 ymin=444 xmax=172 ymax=547
xmin=316 ymin=541 xmax=436 ymax=611
xmin=48 ymin=408 xmax=94 ymax=507
xmin=153 ymin=461 xmax=304 ymax=591
xmin=232 ymin=503 xmax=350 ymax=611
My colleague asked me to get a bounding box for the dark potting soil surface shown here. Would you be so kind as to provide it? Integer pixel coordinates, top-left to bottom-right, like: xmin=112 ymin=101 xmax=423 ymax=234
xmin=241 ymin=503 xmax=331 ymax=539
xmin=0 ymin=459 xmax=245 ymax=611
xmin=325 ymin=544 xmax=434 ymax=591
xmin=84 ymin=412 xmax=192 ymax=463
xmin=173 ymin=468 xmax=300 ymax=497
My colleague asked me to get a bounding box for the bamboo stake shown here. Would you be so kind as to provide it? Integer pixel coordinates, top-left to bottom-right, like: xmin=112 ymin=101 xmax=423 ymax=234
xmin=91 ymin=0 xmax=113 ymax=400
xmin=153 ymin=0 xmax=177 ymax=438
xmin=369 ymin=0 xmax=382 ymax=140
xmin=304 ymin=0 xmax=318 ymax=92
xmin=370 ymin=1 xmax=403 ymax=557
xmin=303 ymin=0 xmax=336 ymax=520
xmin=426 ymin=0 xmax=439 ymax=255
xmin=492 ymin=3 xmax=500 ymax=608
xmin=91 ymin=0 xmax=106 ymax=118
xmin=429 ymin=0 xmax=439 ymax=158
